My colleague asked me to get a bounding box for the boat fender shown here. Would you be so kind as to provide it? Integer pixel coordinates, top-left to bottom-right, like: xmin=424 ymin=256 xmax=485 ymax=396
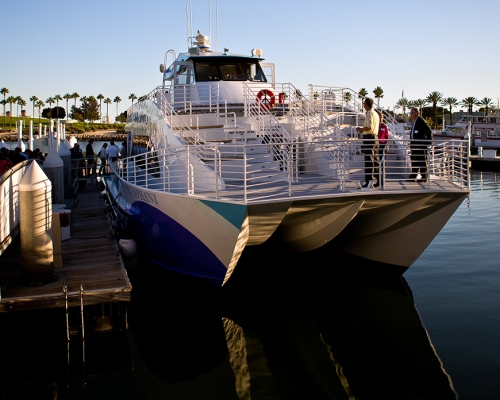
xmin=118 ymin=238 xmax=138 ymax=258
xmin=256 ymin=89 xmax=275 ymax=110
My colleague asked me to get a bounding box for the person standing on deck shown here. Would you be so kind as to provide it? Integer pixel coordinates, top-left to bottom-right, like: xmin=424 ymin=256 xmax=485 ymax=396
xmin=106 ymin=140 xmax=120 ymax=163
xmin=356 ymin=97 xmax=380 ymax=188
xmin=375 ymin=110 xmax=389 ymax=187
xmin=408 ymin=107 xmax=432 ymax=181
xmin=85 ymin=139 xmax=95 ymax=177
xmin=98 ymin=142 xmax=108 ymax=175
xmin=70 ymin=143 xmax=84 ymax=179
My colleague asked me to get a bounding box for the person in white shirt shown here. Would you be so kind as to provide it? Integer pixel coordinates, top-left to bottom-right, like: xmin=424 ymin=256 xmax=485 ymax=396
xmin=106 ymin=140 xmax=120 ymax=163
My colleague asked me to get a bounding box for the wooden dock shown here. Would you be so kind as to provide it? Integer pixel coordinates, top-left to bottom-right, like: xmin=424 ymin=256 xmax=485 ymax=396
xmin=0 ymin=180 xmax=132 ymax=312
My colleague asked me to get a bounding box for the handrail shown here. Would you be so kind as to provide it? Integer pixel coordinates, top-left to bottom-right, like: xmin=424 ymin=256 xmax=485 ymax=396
xmin=307 ymin=84 xmax=407 ymax=139
xmin=0 ymin=159 xmax=32 ymax=255
xmin=111 ymin=138 xmax=469 ymax=204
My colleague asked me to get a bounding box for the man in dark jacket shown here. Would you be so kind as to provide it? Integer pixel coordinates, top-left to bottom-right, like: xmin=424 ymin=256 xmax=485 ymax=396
xmin=408 ymin=108 xmax=432 ymax=181
xmin=70 ymin=143 xmax=84 ymax=178
xmin=86 ymin=139 xmax=95 ymax=177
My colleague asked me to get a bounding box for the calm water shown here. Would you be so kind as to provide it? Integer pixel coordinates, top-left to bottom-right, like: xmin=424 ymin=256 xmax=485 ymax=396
xmin=0 ymin=170 xmax=498 ymax=399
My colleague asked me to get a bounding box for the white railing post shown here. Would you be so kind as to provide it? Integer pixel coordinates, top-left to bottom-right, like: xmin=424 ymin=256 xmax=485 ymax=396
xmin=145 ymin=154 xmax=149 ymax=188
xmin=243 ymin=146 xmax=247 ymax=203
xmin=214 ymin=147 xmax=222 ymax=199
xmin=162 ymin=152 xmax=166 ymax=191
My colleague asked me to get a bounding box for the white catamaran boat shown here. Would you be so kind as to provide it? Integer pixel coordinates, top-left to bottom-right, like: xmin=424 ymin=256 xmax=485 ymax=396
xmin=105 ymin=30 xmax=470 ymax=286
xmin=435 ymin=114 xmax=500 ymax=149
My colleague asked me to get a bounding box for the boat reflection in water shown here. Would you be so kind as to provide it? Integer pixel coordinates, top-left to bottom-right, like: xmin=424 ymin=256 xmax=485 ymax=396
xmin=128 ymin=256 xmax=458 ymax=400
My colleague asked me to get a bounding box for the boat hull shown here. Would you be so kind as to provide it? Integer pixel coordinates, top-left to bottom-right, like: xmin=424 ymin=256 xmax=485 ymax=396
xmin=105 ymin=175 xmax=467 ymax=286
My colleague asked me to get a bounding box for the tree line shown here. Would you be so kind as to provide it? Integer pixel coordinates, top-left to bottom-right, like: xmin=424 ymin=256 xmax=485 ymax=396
xmin=2 ymin=86 xmax=496 ymax=131
xmin=0 ymin=88 xmax=141 ymax=128
xmin=356 ymin=87 xmax=496 ymax=129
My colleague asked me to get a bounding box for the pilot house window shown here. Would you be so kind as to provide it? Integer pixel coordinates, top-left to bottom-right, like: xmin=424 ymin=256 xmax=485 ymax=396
xmin=193 ymin=59 xmax=267 ymax=82
xmin=193 ymin=62 xmax=219 ymax=81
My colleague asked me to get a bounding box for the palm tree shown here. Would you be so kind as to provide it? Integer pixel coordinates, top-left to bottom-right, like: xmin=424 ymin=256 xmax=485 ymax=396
xmin=35 ymin=100 xmax=45 ymax=124
xmin=395 ymin=98 xmax=409 ymax=118
xmin=490 ymin=104 xmax=499 ymax=116
xmin=18 ymin=99 xmax=26 ymax=121
xmin=129 ymin=93 xmax=137 ymax=106
xmin=113 ymin=96 xmax=122 ymax=120
xmin=72 ymin=92 xmax=80 ymax=109
xmin=1 ymin=87 xmax=9 ymax=126
xmin=358 ymin=88 xmax=368 ymax=99
xmin=63 ymin=93 xmax=72 ymax=120
xmin=343 ymin=92 xmax=352 ymax=106
xmin=426 ymin=91 xmax=443 ymax=129
xmin=0 ymin=100 xmax=5 ymax=124
xmin=461 ymin=97 xmax=480 ymax=115
xmin=373 ymin=86 xmax=384 ymax=107
xmin=407 ymin=100 xmax=417 ymax=110
xmin=54 ymin=94 xmax=63 ymax=121
xmin=46 ymin=97 xmax=55 ymax=126
xmin=15 ymin=96 xmax=24 ymax=117
xmin=29 ymin=96 xmax=38 ymax=119
xmin=6 ymin=96 xmax=16 ymax=128
xmin=479 ymin=97 xmax=494 ymax=116
xmin=104 ymin=97 xmax=112 ymax=123
xmin=414 ymin=98 xmax=429 ymax=116
xmin=97 ymin=93 xmax=104 ymax=122
xmin=440 ymin=97 xmax=458 ymax=125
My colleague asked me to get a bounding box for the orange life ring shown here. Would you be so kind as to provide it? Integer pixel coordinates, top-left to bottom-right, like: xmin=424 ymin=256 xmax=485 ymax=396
xmin=256 ymin=89 xmax=275 ymax=110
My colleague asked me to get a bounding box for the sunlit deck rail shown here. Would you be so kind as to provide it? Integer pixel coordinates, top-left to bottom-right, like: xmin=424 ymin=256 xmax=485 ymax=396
xmin=110 ymin=138 xmax=469 ymax=203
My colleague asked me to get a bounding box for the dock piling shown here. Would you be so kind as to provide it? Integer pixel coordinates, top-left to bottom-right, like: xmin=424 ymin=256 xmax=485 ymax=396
xmin=19 ymin=161 xmax=54 ymax=285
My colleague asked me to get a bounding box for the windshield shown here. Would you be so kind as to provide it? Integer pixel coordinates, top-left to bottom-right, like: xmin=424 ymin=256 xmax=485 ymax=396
xmin=193 ymin=59 xmax=267 ymax=82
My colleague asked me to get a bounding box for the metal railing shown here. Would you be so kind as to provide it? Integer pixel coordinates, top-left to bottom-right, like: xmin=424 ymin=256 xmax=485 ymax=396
xmin=307 ymin=85 xmax=407 ymax=138
xmin=0 ymin=160 xmax=32 ymax=255
xmin=110 ymin=138 xmax=469 ymax=203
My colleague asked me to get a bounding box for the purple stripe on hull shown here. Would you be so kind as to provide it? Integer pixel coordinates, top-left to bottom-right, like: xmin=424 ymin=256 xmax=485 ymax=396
xmin=128 ymin=201 xmax=228 ymax=284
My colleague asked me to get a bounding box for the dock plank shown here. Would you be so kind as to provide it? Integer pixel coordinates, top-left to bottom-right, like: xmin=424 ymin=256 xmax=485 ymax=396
xmin=0 ymin=182 xmax=132 ymax=312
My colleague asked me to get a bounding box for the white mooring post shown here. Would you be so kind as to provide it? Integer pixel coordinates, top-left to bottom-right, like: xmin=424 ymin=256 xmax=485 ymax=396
xmin=58 ymin=140 xmax=72 ymax=190
xmin=44 ymin=149 xmax=65 ymax=205
xmin=17 ymin=120 xmax=25 ymax=151
xmin=19 ymin=161 xmax=54 ymax=285
xmin=28 ymin=120 xmax=34 ymax=150
xmin=49 ymin=120 xmax=54 ymax=150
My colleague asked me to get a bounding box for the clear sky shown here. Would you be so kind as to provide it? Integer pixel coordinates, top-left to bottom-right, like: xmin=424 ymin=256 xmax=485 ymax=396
xmin=2 ymin=0 xmax=499 ymax=121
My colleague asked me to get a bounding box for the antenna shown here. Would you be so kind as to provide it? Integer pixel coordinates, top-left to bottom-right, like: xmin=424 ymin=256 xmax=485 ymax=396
xmin=216 ymin=5 xmax=218 ymax=53
xmin=185 ymin=4 xmax=189 ymax=50
xmin=190 ymin=0 xmax=193 ymax=45
xmin=209 ymin=0 xmax=211 ymax=44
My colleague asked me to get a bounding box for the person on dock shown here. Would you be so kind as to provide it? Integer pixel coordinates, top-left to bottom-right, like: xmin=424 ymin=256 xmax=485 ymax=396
xmin=85 ymin=139 xmax=95 ymax=177
xmin=120 ymin=141 xmax=127 ymax=159
xmin=0 ymin=150 xmax=13 ymax=175
xmin=15 ymin=147 xmax=28 ymax=161
xmin=70 ymin=143 xmax=84 ymax=179
xmin=408 ymin=107 xmax=432 ymax=182
xmin=33 ymin=148 xmax=45 ymax=162
xmin=98 ymin=142 xmax=109 ymax=175
xmin=356 ymin=97 xmax=380 ymax=188
xmin=107 ymin=141 xmax=120 ymax=163
xmin=2 ymin=147 xmax=24 ymax=165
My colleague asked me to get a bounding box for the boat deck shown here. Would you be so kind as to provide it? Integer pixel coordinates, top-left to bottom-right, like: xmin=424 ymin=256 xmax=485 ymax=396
xmin=186 ymin=172 xmax=468 ymax=204
xmin=0 ymin=181 xmax=132 ymax=312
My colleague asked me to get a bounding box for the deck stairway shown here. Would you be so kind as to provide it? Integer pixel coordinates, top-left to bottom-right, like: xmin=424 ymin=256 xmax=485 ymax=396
xmin=198 ymin=130 xmax=287 ymax=183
